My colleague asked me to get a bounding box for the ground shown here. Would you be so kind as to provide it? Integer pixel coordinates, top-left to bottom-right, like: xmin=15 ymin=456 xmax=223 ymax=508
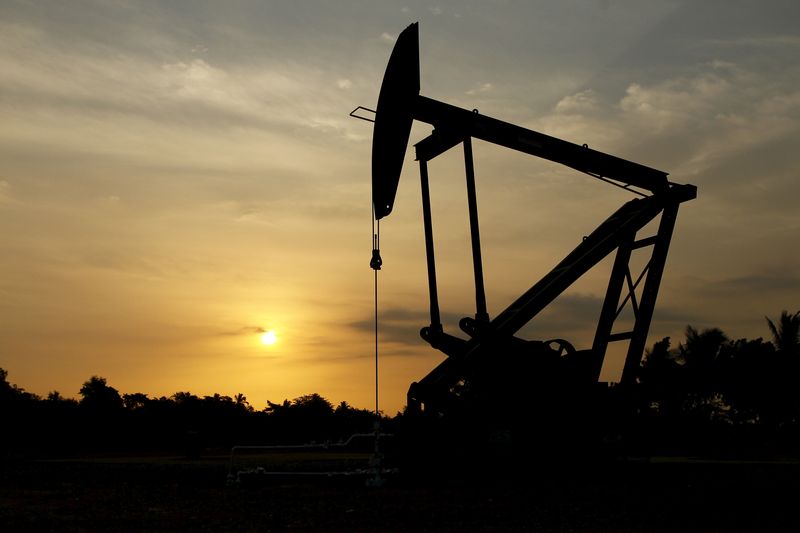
xmin=2 ymin=453 xmax=799 ymax=531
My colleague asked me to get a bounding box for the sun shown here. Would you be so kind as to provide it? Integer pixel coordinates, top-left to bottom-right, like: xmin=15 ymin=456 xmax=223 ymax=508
xmin=261 ymin=330 xmax=277 ymax=346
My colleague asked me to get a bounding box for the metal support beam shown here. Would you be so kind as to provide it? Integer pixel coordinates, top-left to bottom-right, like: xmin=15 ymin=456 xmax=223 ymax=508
xmin=591 ymin=233 xmax=635 ymax=369
xmin=416 ymin=194 xmax=668 ymax=391
xmin=418 ymin=159 xmax=442 ymax=331
xmin=414 ymin=95 xmax=670 ymax=193
xmin=620 ymin=201 xmax=681 ymax=385
xmin=415 ymin=128 xmax=464 ymax=162
xmin=463 ymin=138 xmax=489 ymax=323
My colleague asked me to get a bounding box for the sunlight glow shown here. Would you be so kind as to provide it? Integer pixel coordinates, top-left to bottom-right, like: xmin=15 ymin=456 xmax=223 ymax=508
xmin=261 ymin=330 xmax=277 ymax=346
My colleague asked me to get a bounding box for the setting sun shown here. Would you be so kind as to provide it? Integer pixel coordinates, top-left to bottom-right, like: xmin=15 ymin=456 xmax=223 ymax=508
xmin=261 ymin=330 xmax=277 ymax=346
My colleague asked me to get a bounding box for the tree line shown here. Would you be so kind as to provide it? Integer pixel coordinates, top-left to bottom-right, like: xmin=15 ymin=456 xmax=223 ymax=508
xmin=632 ymin=310 xmax=800 ymax=456
xmin=1 ymin=372 xmax=380 ymax=456
xmin=2 ymin=310 xmax=798 ymax=457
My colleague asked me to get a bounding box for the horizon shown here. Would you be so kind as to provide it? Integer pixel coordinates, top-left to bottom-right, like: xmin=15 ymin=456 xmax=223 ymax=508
xmin=2 ymin=1 xmax=799 ymax=415
xmin=2 ymin=307 xmax=793 ymax=413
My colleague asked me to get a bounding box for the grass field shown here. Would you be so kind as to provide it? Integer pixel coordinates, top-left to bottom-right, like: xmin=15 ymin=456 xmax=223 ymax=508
xmin=2 ymin=453 xmax=799 ymax=531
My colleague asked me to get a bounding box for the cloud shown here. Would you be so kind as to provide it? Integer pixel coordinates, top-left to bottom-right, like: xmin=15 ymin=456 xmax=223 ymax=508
xmin=101 ymin=195 xmax=120 ymax=204
xmin=218 ymin=326 xmax=266 ymax=337
xmin=517 ymin=293 xmax=604 ymax=338
xmin=346 ymin=294 xmax=697 ymax=351
xmin=532 ymin=58 xmax=800 ymax=193
xmin=619 ymin=74 xmax=730 ymax=133
xmin=700 ymin=273 xmax=800 ymax=296
xmin=76 ymin=249 xmax=170 ymax=279
xmin=466 ymin=82 xmax=493 ymax=96
xmin=0 ymin=179 xmax=10 ymax=203
xmin=622 ymin=64 xmax=798 ymax=169
xmin=554 ymin=90 xmax=599 ymax=114
xmin=0 ymin=19 xmax=372 ymax=155
xmin=511 ymin=291 xmax=700 ymax=346
xmin=705 ymin=35 xmax=800 ymax=48
xmin=349 ymin=307 xmax=464 ymax=348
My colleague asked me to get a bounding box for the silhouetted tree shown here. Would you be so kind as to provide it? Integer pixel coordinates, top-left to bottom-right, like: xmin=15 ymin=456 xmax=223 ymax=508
xmin=636 ymin=316 xmax=800 ymax=454
xmin=44 ymin=389 xmax=78 ymax=411
xmin=172 ymin=391 xmax=200 ymax=404
xmin=672 ymin=326 xmax=730 ymax=425
xmin=291 ymin=393 xmax=334 ymax=415
xmin=76 ymin=376 xmax=125 ymax=449
xmin=266 ymin=399 xmax=291 ymax=413
xmin=234 ymin=393 xmax=251 ymax=411
xmin=170 ymin=392 xmax=202 ymax=424
xmin=639 ymin=337 xmax=684 ymax=418
xmin=262 ymin=394 xmax=337 ymax=443
xmin=680 ymin=327 xmax=728 ymax=392
xmin=717 ymin=337 xmax=776 ymax=425
xmin=46 ymin=390 xmax=63 ymax=402
xmin=0 ymin=367 xmax=39 ymax=403
xmin=122 ymin=392 xmax=149 ymax=410
xmin=79 ymin=376 xmax=123 ymax=414
xmin=333 ymin=400 xmax=379 ymax=441
xmin=764 ymin=310 xmax=800 ymax=428
xmin=1 ymin=367 xmax=40 ymax=439
xmin=766 ymin=310 xmax=800 ymax=357
xmin=0 ymin=367 xmax=14 ymax=401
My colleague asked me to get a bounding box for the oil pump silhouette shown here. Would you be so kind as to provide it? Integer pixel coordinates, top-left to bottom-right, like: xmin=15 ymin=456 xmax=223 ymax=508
xmin=363 ymin=23 xmax=695 ymax=448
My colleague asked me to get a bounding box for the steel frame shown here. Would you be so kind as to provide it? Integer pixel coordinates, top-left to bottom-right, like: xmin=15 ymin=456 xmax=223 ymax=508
xmin=407 ymin=125 xmax=695 ymax=414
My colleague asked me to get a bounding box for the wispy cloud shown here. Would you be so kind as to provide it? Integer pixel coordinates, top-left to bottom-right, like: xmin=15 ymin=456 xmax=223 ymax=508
xmin=0 ymin=19 xmax=372 ymax=162
xmin=700 ymin=273 xmax=800 ymax=296
xmin=218 ymin=325 xmax=266 ymax=337
xmin=0 ymin=179 xmax=11 ymax=204
xmin=466 ymin=82 xmax=493 ymax=96
xmin=704 ymin=35 xmax=800 ymax=48
xmin=349 ymin=307 xmax=464 ymax=348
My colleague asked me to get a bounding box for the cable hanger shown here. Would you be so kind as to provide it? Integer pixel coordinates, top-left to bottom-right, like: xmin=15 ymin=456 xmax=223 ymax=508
xmin=367 ymin=206 xmax=384 ymax=487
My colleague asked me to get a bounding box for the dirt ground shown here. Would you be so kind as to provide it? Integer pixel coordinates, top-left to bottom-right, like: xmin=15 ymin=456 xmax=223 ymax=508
xmin=2 ymin=454 xmax=799 ymax=532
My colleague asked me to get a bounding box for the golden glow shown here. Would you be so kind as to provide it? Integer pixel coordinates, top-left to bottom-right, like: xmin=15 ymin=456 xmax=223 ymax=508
xmin=261 ymin=330 xmax=277 ymax=346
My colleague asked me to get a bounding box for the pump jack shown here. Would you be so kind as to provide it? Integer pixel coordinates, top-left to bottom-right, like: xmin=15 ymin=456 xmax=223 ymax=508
xmin=363 ymin=23 xmax=695 ymax=452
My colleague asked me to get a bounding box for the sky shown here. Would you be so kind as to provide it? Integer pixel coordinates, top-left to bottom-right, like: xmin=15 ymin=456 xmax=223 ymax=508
xmin=1 ymin=0 xmax=798 ymax=414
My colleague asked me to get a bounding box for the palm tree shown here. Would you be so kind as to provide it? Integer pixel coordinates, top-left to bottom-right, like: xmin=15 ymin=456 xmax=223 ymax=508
xmin=763 ymin=310 xmax=800 ymax=426
xmin=766 ymin=310 xmax=800 ymax=357
xmin=234 ymin=393 xmax=251 ymax=411
xmin=680 ymin=326 xmax=728 ymax=387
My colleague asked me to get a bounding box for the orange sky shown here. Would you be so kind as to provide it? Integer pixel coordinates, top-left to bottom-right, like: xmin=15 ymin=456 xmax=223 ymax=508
xmin=1 ymin=1 xmax=799 ymax=414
